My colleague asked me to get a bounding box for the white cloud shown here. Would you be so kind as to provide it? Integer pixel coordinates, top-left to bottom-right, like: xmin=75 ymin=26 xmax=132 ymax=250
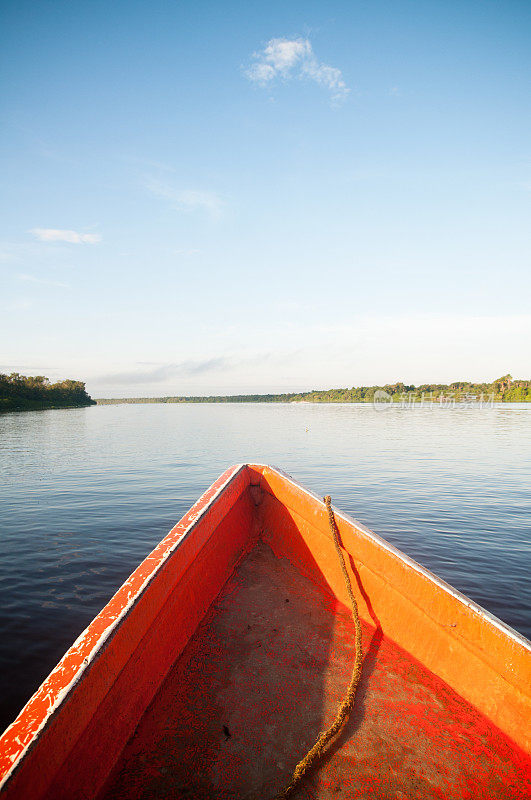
xmin=177 ymin=190 xmax=223 ymax=215
xmin=145 ymin=179 xmax=223 ymax=217
xmin=30 ymin=228 xmax=101 ymax=244
xmin=173 ymin=248 xmax=202 ymax=256
xmin=18 ymin=273 xmax=68 ymax=288
xmin=85 ymin=313 xmax=531 ymax=396
xmin=245 ymin=37 xmax=349 ymax=102
xmin=5 ymin=299 xmax=33 ymax=312
xmin=93 ymin=357 xmax=231 ymax=386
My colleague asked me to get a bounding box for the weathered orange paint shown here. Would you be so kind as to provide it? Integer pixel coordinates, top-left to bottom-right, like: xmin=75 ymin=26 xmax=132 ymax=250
xmin=252 ymin=464 xmax=531 ymax=751
xmin=0 ymin=464 xmax=529 ymax=799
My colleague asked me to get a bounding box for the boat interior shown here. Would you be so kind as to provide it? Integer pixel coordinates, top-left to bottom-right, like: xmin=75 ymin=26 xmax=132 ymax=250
xmin=97 ymin=541 xmax=526 ymax=800
xmin=1 ymin=465 xmax=529 ymax=800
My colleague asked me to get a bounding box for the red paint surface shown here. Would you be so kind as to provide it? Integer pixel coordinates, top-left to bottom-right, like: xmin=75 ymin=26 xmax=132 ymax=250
xmin=0 ymin=464 xmax=529 ymax=799
xmin=98 ymin=544 xmax=530 ymax=799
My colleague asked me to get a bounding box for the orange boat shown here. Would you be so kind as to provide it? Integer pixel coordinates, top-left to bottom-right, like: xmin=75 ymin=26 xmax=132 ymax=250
xmin=0 ymin=464 xmax=529 ymax=799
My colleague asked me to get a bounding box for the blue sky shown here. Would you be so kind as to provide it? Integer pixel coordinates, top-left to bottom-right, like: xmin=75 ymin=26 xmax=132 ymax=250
xmin=1 ymin=0 xmax=530 ymax=396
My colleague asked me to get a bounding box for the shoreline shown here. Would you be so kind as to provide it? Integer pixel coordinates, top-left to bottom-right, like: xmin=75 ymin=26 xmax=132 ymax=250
xmin=0 ymin=400 xmax=96 ymax=413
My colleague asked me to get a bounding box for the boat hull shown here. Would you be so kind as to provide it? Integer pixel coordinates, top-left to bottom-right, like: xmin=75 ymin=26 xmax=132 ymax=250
xmin=0 ymin=464 xmax=529 ymax=798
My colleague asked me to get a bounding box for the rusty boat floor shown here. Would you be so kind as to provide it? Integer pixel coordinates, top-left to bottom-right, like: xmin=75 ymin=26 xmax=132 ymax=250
xmin=98 ymin=543 xmax=526 ymax=800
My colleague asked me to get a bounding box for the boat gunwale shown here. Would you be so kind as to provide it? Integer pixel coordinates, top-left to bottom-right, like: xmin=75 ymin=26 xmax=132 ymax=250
xmin=0 ymin=462 xmax=248 ymax=791
xmin=251 ymin=464 xmax=531 ymax=653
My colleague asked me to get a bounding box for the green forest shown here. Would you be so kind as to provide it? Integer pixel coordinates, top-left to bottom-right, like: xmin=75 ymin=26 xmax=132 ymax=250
xmin=0 ymin=374 xmax=96 ymax=412
xmin=3 ymin=373 xmax=529 ymax=412
xmin=96 ymin=374 xmax=531 ymax=405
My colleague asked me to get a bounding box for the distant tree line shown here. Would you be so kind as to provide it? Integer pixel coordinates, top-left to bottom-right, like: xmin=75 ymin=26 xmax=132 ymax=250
xmin=96 ymin=374 xmax=531 ymax=405
xmin=0 ymin=373 xmax=96 ymax=412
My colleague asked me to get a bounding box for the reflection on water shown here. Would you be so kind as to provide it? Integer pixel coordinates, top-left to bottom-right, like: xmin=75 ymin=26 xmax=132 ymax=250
xmin=0 ymin=402 xmax=530 ymax=730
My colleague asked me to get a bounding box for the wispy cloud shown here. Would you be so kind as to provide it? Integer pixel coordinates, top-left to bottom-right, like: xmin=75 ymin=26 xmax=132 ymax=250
xmin=173 ymin=248 xmax=202 ymax=256
xmin=120 ymin=154 xmax=176 ymax=173
xmin=5 ymin=298 xmax=33 ymax=312
xmin=94 ymin=358 xmax=231 ymax=386
xmin=30 ymin=228 xmax=101 ymax=244
xmin=245 ymin=37 xmax=349 ymax=102
xmin=0 ymin=363 xmax=58 ymax=372
xmin=145 ymin=178 xmax=223 ymax=217
xmin=18 ymin=273 xmax=68 ymax=288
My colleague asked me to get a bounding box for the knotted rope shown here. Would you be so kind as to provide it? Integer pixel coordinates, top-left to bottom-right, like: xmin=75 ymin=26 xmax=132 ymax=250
xmin=273 ymin=495 xmax=363 ymax=799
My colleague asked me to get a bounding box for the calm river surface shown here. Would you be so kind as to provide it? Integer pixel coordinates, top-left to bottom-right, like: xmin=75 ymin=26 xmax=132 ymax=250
xmin=0 ymin=402 xmax=530 ymax=732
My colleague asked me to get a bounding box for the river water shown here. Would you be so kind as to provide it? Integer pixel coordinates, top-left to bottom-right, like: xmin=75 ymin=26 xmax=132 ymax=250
xmin=0 ymin=402 xmax=529 ymax=732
